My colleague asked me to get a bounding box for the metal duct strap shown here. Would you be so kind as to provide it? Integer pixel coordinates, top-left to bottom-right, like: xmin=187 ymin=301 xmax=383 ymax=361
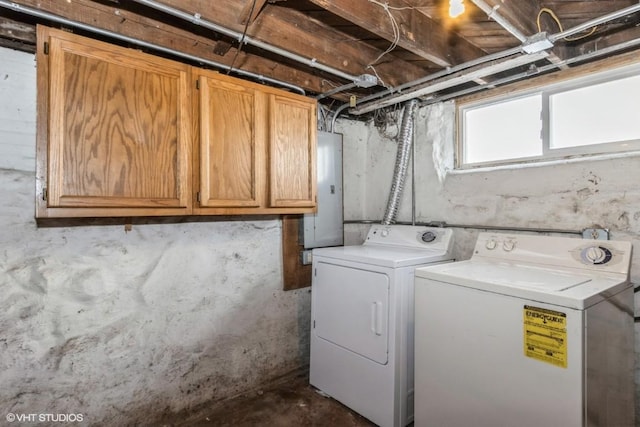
xmin=382 ymin=99 xmax=418 ymax=225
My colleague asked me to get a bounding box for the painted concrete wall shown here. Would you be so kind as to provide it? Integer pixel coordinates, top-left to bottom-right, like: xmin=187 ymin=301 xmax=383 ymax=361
xmin=338 ymin=100 xmax=640 ymax=420
xmin=0 ymin=47 xmax=311 ymax=425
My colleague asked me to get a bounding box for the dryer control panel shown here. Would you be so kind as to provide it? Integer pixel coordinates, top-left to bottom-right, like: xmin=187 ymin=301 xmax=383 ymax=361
xmin=366 ymin=225 xmax=453 ymax=252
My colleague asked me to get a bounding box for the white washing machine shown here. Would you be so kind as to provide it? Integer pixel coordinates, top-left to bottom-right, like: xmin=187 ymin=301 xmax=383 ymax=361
xmin=414 ymin=232 xmax=634 ymax=427
xmin=310 ymin=225 xmax=454 ymax=427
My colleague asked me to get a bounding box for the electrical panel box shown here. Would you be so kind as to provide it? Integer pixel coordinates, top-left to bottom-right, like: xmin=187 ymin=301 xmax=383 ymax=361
xmin=303 ymin=131 xmax=343 ymax=249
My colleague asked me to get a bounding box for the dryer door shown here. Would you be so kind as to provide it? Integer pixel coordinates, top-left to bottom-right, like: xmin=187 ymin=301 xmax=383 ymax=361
xmin=313 ymin=261 xmax=390 ymax=364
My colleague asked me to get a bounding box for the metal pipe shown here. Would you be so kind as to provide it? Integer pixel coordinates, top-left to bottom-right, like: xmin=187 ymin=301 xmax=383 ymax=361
xmin=433 ymin=222 xmax=583 ymax=235
xmin=382 ymin=99 xmax=418 ymax=225
xmin=348 ymin=46 xmax=523 ymax=108
xmin=469 ymin=0 xmax=527 ymax=42
xmin=411 ymin=105 xmax=417 ymax=226
xmin=0 ymin=0 xmax=306 ymax=94
xmin=316 ymin=82 xmax=357 ymax=100
xmin=349 ymin=3 xmax=640 ymax=114
xmin=550 ymin=3 xmax=640 ymax=42
xmin=352 ymin=51 xmax=549 ymax=114
xmin=421 ymin=36 xmax=640 ymax=107
xmin=131 ymin=0 xmax=361 ymax=83
xmin=344 ymin=219 xmax=583 ymax=235
xmin=329 ymin=45 xmax=522 ymax=130
xmin=330 ymin=103 xmax=351 ymax=133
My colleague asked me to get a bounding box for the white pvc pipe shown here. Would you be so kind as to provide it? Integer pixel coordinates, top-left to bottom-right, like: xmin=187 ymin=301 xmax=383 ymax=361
xmin=469 ymin=0 xmax=527 ymax=42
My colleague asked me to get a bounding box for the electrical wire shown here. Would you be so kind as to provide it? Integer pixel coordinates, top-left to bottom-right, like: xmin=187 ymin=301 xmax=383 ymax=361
xmin=537 ymin=7 xmax=598 ymax=42
xmin=228 ymin=0 xmax=259 ymax=74
xmin=359 ymin=2 xmax=431 ymax=90
xmin=366 ymin=0 xmax=404 ymax=89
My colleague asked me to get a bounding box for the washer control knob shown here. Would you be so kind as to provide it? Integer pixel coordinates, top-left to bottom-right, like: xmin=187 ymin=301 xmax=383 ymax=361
xmin=421 ymin=231 xmax=437 ymax=243
xmin=485 ymin=238 xmax=497 ymax=250
xmin=582 ymin=246 xmax=612 ymax=265
xmin=503 ymin=239 xmax=516 ymax=252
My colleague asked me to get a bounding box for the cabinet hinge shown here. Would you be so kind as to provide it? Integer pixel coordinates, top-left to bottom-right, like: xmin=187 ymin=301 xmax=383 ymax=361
xmin=43 ymin=42 xmax=49 ymax=55
xmin=196 ymin=192 xmax=201 ymax=203
xmin=195 ymin=79 xmax=199 ymax=90
xmin=42 ymin=187 xmax=47 ymax=201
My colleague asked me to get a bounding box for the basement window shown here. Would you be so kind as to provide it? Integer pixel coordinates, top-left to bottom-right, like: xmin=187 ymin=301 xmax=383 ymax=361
xmin=458 ymin=63 xmax=640 ymax=168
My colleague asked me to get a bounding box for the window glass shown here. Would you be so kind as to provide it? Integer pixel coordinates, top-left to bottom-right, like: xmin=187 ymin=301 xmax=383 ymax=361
xmin=458 ymin=63 xmax=640 ymax=168
xmin=549 ymin=74 xmax=640 ymax=149
xmin=464 ymin=94 xmax=542 ymax=164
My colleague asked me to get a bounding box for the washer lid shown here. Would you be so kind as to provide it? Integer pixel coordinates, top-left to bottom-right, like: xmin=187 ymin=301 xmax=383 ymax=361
xmin=415 ymin=260 xmax=629 ymax=309
xmin=313 ymin=244 xmax=452 ymax=268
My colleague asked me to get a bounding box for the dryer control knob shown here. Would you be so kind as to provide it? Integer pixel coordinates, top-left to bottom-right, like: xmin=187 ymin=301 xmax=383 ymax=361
xmin=503 ymin=239 xmax=516 ymax=252
xmin=582 ymin=246 xmax=612 ymax=265
xmin=421 ymin=231 xmax=437 ymax=243
xmin=485 ymin=238 xmax=497 ymax=250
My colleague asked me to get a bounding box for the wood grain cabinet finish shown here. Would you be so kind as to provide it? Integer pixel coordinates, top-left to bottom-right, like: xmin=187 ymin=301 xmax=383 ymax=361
xmin=194 ymin=70 xmax=317 ymax=215
xmin=36 ymin=26 xmax=316 ymax=219
xmin=269 ymin=94 xmax=316 ymax=209
xmin=195 ymin=70 xmax=264 ymax=210
xmin=36 ymin=26 xmax=192 ymax=218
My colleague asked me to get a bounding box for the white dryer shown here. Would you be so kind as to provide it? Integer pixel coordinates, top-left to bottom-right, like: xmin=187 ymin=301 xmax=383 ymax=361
xmin=310 ymin=225 xmax=454 ymax=427
xmin=414 ymin=232 xmax=634 ymax=427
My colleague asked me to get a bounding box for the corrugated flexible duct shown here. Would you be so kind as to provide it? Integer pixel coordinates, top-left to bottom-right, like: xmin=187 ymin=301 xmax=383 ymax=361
xmin=382 ymin=99 xmax=418 ymax=225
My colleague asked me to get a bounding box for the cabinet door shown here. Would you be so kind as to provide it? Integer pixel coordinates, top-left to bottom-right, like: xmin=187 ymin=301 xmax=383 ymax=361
xmin=269 ymin=94 xmax=317 ymax=208
xmin=37 ymin=26 xmax=192 ymax=218
xmin=197 ymin=72 xmax=263 ymax=208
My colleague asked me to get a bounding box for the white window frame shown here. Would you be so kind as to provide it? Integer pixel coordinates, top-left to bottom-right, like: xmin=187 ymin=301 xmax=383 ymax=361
xmin=456 ymin=59 xmax=640 ymax=169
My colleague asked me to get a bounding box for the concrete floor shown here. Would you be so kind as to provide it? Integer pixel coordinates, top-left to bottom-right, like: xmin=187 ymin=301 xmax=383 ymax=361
xmin=162 ymin=370 xmax=376 ymax=427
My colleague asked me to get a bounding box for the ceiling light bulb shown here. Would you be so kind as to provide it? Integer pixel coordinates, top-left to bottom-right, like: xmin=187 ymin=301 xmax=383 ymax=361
xmin=449 ymin=0 xmax=465 ymax=18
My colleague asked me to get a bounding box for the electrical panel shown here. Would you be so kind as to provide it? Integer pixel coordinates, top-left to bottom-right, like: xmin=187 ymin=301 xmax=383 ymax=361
xmin=303 ymin=131 xmax=343 ymax=249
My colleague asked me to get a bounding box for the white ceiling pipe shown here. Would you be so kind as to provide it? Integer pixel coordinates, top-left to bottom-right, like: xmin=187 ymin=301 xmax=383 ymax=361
xmin=550 ymin=2 xmax=640 ymax=42
xmin=351 ymin=51 xmax=549 ymax=114
xmin=469 ymin=0 xmax=527 ymax=43
xmin=426 ymin=36 xmax=640 ymax=106
xmin=0 ymin=0 xmax=306 ymax=94
xmin=348 ymin=3 xmax=640 ymax=114
xmin=345 ymin=46 xmax=522 ymax=107
xmin=130 ymin=0 xmax=369 ymax=85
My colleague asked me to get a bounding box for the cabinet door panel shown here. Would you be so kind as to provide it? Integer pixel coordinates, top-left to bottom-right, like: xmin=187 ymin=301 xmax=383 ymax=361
xmin=39 ymin=27 xmax=191 ymax=216
xmin=198 ymin=74 xmax=261 ymax=207
xmin=269 ymin=95 xmax=316 ymax=208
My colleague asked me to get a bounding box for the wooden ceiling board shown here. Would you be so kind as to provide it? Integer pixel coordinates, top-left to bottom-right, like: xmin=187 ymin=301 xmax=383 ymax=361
xmin=0 ymin=0 xmax=638 ymax=106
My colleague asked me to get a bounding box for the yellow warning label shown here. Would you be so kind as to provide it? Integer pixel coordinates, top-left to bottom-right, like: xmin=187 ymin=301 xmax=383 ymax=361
xmin=523 ymin=305 xmax=567 ymax=368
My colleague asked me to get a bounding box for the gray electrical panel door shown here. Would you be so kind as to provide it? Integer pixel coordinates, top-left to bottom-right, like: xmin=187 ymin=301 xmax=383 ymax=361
xmin=303 ymin=131 xmax=343 ymax=248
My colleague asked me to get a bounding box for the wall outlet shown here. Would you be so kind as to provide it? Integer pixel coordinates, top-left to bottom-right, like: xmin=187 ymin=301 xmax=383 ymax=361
xmin=300 ymin=250 xmax=313 ymax=265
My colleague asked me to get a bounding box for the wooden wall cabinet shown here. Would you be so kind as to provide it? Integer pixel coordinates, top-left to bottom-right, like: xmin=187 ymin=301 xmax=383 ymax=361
xmin=36 ymin=26 xmax=317 ymax=219
xmin=36 ymin=26 xmax=192 ymax=218
xmin=194 ymin=70 xmax=317 ymax=215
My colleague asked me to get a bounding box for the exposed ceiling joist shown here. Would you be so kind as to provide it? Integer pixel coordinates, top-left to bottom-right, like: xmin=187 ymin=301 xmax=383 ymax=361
xmin=0 ymin=0 xmax=638 ymax=110
xmin=308 ymin=0 xmax=488 ymax=67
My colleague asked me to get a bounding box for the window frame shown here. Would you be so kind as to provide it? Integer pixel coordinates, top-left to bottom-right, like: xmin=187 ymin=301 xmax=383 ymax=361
xmin=456 ymin=55 xmax=640 ymax=170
